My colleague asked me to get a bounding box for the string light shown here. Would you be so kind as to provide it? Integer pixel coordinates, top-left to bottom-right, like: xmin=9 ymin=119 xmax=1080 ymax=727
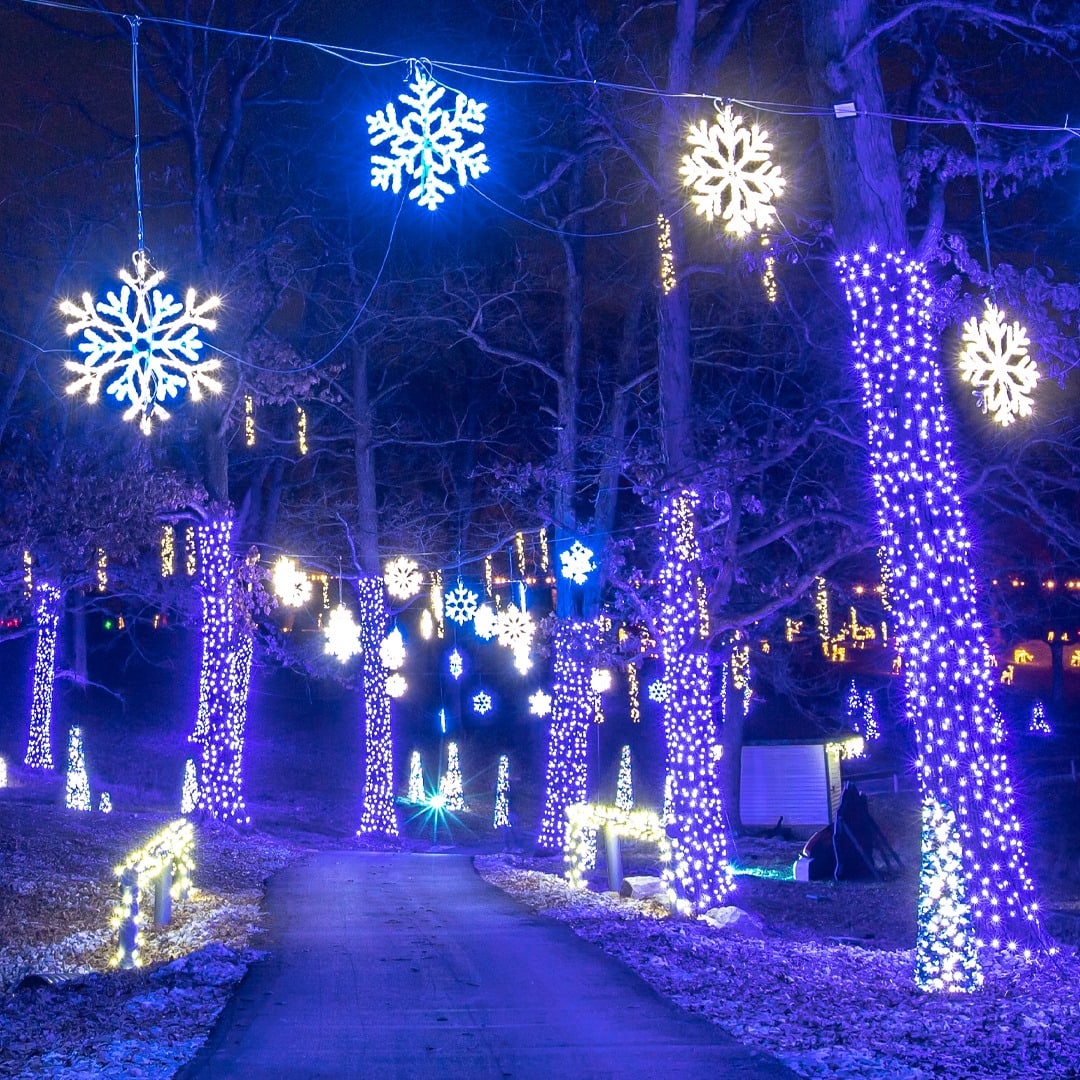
xmin=297 ymin=405 xmax=308 ymax=455
xmin=761 ymin=236 xmax=778 ymax=302
xmin=564 ymin=804 xmax=671 ymax=894
xmin=837 ymin=248 xmax=1044 ymax=965
xmin=537 ymin=619 xmax=601 ymax=850
xmin=111 ymin=820 xmax=194 ymax=969
xmin=1028 ymin=701 xmax=1051 ymax=736
xmin=514 ymin=531 xmax=526 ymax=578
xmin=65 ymin=726 xmax=91 ymax=811
xmin=484 ymin=554 xmax=494 ymax=598
xmin=493 ymin=754 xmax=510 ymax=828
xmin=185 ymin=526 xmax=197 ymax=577
xmin=96 ymin=548 xmax=108 ymax=592
xmin=356 ymin=575 xmax=398 ymax=837
xmin=431 ymin=570 xmax=445 ymax=638
xmin=538 ymin=527 xmax=550 ymax=572
xmin=627 ymin=659 xmax=641 ymax=723
xmin=25 ymin=582 xmax=61 ymax=770
xmin=815 ymin=577 xmax=830 ymax=657
xmin=160 ymin=526 xmax=175 ymax=577
xmin=22 ymin=550 xmax=32 ymax=599
xmin=244 ymin=394 xmax=255 ymax=446
xmin=657 ymin=212 xmax=676 ymax=294
xmin=863 ymin=690 xmax=880 ymax=741
xmin=657 ymin=490 xmax=733 ymax=915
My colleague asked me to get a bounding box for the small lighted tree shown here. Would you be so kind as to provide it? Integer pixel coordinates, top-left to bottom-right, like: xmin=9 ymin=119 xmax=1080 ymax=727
xmin=440 ymin=741 xmax=465 ymax=811
xmin=1028 ymin=701 xmax=1051 ymax=736
xmin=863 ymin=691 xmax=880 ymax=741
xmin=180 ymin=758 xmax=199 ymax=815
xmin=615 ymin=745 xmax=634 ymax=812
xmin=493 ymin=754 xmax=510 ymax=829
xmin=406 ymin=750 xmax=425 ymax=803
xmin=65 ymin=727 xmax=91 ymax=812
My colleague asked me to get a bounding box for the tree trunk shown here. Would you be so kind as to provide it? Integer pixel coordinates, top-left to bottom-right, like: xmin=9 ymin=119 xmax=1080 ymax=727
xmin=71 ymin=589 xmax=88 ymax=689
xmin=353 ymin=347 xmax=381 ymax=576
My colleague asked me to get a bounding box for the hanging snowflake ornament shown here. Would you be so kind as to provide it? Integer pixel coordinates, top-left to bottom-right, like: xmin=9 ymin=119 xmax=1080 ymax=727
xmin=511 ymin=646 xmax=533 ymax=675
xmin=448 ymin=648 xmax=464 ymax=680
xmin=385 ymin=672 xmax=408 ymax=699
xmin=384 ymin=556 xmax=424 ymax=600
xmin=272 ymin=556 xmax=312 ymax=608
xmin=444 ymin=582 xmax=479 ymax=626
xmin=368 ymin=69 xmax=489 ymax=211
xmin=529 ymin=689 xmax=552 ymax=717
xmin=472 ymin=690 xmax=493 ymax=716
xmin=591 ymin=668 xmax=613 ymax=694
xmin=473 ymin=603 xmax=498 ymax=640
xmin=496 ymin=604 xmax=535 ymax=651
xmin=379 ymin=626 xmax=406 ymax=670
xmin=957 ymin=301 xmax=1038 ymax=426
xmin=324 ymin=603 xmax=362 ymax=663
xmin=60 ymin=252 xmax=222 ymax=434
xmin=647 ymin=679 xmax=671 ymax=704
xmin=680 ymin=104 xmax=785 ymax=238
xmin=560 ymin=540 xmax=597 ymax=586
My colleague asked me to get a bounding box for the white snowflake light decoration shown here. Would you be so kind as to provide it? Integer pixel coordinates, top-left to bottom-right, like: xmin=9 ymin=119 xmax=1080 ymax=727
xmin=272 ymin=556 xmax=312 ymax=608
xmin=384 ymin=556 xmax=424 ymax=600
xmin=324 ymin=603 xmax=362 ymax=663
xmin=379 ymin=626 xmax=406 ymax=670
xmin=529 ymin=689 xmax=552 ymax=717
xmin=60 ymin=254 xmax=222 ymax=434
xmin=512 ymin=647 xmax=533 ymax=675
xmin=560 ymin=540 xmax=596 ymax=586
xmin=496 ymin=604 xmax=535 ymax=651
xmin=958 ymin=301 xmax=1038 ymax=426
xmin=448 ymin=648 xmax=464 ymax=680
xmin=473 ymin=603 xmax=497 ymax=640
xmin=647 ymin=679 xmax=670 ymax=704
xmin=444 ymin=582 xmax=479 ymax=626
xmin=680 ymin=104 xmax=785 ymax=238
xmin=368 ymin=71 xmax=489 ymax=211
xmin=472 ymin=690 xmax=493 ymax=716
xmin=386 ymin=672 xmax=408 ymax=698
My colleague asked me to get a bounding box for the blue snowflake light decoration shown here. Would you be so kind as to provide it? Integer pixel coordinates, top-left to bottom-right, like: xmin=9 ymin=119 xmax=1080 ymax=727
xmin=367 ymin=70 xmax=489 ymax=211
xmin=60 ymin=254 xmax=221 ymax=434
xmin=448 ymin=648 xmax=464 ymax=680
xmin=472 ymin=690 xmax=493 ymax=716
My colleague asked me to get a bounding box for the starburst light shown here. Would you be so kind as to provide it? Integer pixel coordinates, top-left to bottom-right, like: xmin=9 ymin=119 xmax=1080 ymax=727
xmin=680 ymin=104 xmax=785 ymax=238
xmin=368 ymin=71 xmax=489 ymax=211
xmin=384 ymin=556 xmax=424 ymax=600
xmin=958 ymin=301 xmax=1038 ymax=426
xmin=272 ymin=556 xmax=312 ymax=608
xmin=560 ymin=540 xmax=596 ymax=586
xmin=324 ymin=604 xmax=362 ymax=663
xmin=60 ymin=253 xmax=221 ymax=434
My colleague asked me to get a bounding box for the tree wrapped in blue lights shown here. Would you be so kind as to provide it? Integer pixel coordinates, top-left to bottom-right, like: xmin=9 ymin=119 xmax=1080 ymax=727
xmin=838 ymin=250 xmax=1043 ymax=965
xmin=193 ymin=517 xmax=249 ymax=825
xmin=356 ymin=575 xmax=398 ymax=837
xmin=25 ymin=581 xmax=61 ymax=770
xmin=657 ymin=490 xmax=733 ymax=914
xmin=537 ymin=618 xmax=600 ymax=850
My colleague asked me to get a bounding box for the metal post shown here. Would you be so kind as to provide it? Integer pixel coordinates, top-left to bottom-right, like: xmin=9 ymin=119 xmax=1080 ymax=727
xmin=118 ymin=868 xmax=139 ymax=969
xmin=154 ymin=862 xmax=173 ymax=926
xmin=893 ymin=773 xmax=899 ymax=794
xmin=604 ymin=827 xmax=623 ymax=892
xmin=1072 ymin=759 xmax=1076 ymax=783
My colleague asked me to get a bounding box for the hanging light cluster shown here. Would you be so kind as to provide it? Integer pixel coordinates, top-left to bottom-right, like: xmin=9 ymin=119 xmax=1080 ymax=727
xmin=493 ymin=754 xmax=510 ymax=828
xmin=615 ymin=744 xmax=634 ymax=812
xmin=837 ymin=248 xmax=1044 ymax=967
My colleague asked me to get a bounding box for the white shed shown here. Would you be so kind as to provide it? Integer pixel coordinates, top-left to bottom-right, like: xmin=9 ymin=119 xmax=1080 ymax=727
xmin=740 ymin=739 xmax=844 ymax=830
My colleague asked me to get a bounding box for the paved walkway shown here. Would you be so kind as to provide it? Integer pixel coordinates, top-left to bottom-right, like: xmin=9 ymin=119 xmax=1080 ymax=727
xmin=179 ymin=852 xmax=795 ymax=1079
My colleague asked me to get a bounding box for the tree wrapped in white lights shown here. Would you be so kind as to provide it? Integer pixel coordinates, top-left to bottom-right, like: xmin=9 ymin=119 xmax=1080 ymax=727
xmin=25 ymin=581 xmax=61 ymax=770
xmin=615 ymin=745 xmax=634 ymax=812
xmin=356 ymin=576 xmax=398 ymax=836
xmin=192 ymin=517 xmax=250 ymax=826
xmin=537 ymin=618 xmax=601 ymax=850
xmin=917 ymin=797 xmax=982 ymax=992
xmin=657 ymin=490 xmax=733 ymax=914
xmin=837 ymin=250 xmax=1044 ymax=964
xmin=65 ymin=726 xmax=91 ymax=812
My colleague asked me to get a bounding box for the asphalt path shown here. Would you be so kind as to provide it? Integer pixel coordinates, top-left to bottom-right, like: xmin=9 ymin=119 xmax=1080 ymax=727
xmin=178 ymin=851 xmax=796 ymax=1080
